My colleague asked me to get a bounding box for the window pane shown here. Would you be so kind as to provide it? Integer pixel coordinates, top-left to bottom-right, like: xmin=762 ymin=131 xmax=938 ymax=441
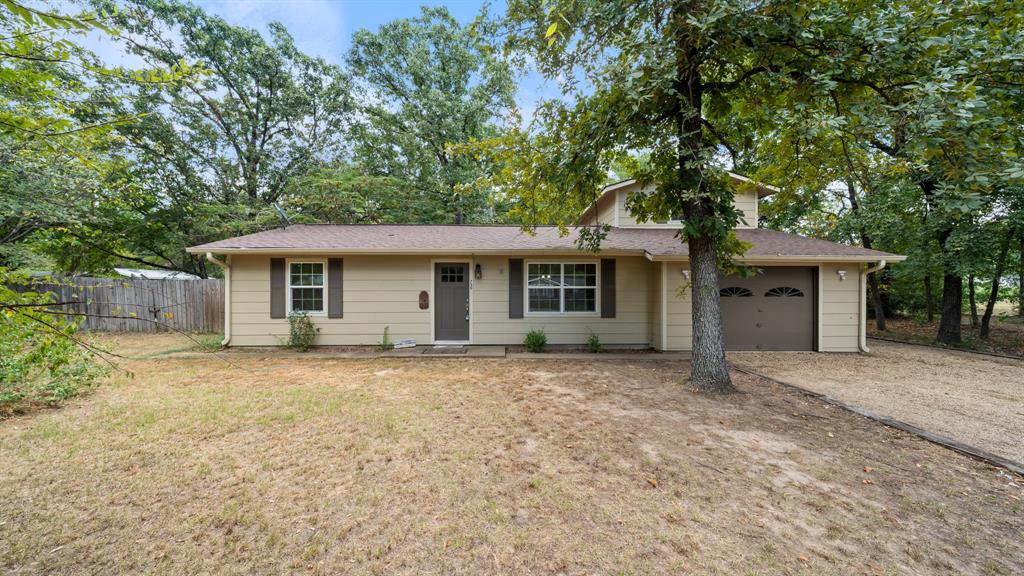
xmin=440 ymin=265 xmax=464 ymax=283
xmin=528 ymin=263 xmax=561 ymax=287
xmin=291 ymin=287 xmax=324 ymax=312
xmin=564 ymin=288 xmax=596 ymax=312
xmin=290 ymin=263 xmax=324 ymax=287
xmin=528 ymin=288 xmax=560 ymax=312
xmin=564 ymin=263 xmax=596 ymax=286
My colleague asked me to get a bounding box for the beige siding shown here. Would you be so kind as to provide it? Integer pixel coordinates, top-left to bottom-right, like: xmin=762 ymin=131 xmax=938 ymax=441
xmin=229 ymin=254 xmax=653 ymax=347
xmin=229 ymin=254 xmax=432 ymax=346
xmin=471 ymin=255 xmax=651 ymax=346
xmin=732 ymin=190 xmax=758 ymax=227
xmin=820 ymin=263 xmax=862 ymax=352
xmin=663 ymin=263 xmax=693 ymax=351
xmin=227 ymin=254 xmax=863 ymax=351
xmin=615 ymin=186 xmax=758 ymax=229
xmin=649 ymin=263 xmax=663 ymax=349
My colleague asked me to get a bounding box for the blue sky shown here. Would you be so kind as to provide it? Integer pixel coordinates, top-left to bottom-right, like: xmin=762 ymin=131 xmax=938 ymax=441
xmin=80 ymin=0 xmax=558 ymax=121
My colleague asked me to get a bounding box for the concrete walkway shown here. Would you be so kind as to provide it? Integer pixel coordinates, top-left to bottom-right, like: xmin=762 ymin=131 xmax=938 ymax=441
xmin=729 ymin=340 xmax=1024 ymax=464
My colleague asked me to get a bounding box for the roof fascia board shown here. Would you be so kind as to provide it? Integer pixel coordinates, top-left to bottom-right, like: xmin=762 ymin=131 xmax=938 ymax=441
xmin=186 ymin=247 xmax=647 ymax=257
xmin=646 ymin=255 xmax=906 ymax=263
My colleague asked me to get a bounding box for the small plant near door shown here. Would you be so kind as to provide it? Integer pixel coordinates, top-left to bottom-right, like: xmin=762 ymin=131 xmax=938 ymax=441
xmin=378 ymin=325 xmax=393 ymax=351
xmin=524 ymin=328 xmax=547 ymax=353
xmin=286 ymin=313 xmax=319 ymax=352
xmin=586 ymin=330 xmax=602 ymax=353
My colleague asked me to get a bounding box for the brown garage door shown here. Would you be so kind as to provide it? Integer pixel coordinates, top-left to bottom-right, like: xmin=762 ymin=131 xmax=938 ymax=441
xmin=718 ymin=267 xmax=816 ymax=351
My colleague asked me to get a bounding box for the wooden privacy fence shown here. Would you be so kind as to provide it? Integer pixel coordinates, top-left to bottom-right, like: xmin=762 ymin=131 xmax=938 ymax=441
xmin=15 ymin=276 xmax=225 ymax=333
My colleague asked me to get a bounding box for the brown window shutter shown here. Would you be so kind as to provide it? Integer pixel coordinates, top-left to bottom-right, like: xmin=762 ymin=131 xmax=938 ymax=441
xmin=270 ymin=258 xmax=286 ymax=318
xmin=328 ymin=258 xmax=343 ymax=318
xmin=601 ymin=258 xmax=616 ymax=318
xmin=509 ymin=259 xmax=523 ymax=319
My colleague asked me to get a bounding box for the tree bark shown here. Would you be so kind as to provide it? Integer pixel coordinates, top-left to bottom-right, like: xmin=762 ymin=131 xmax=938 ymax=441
xmin=924 ymin=276 xmax=935 ymax=322
xmin=936 ymin=273 xmax=962 ymax=344
xmin=980 ymin=227 xmax=1013 ymax=340
xmin=673 ymin=16 xmax=733 ymax=393
xmin=686 ymin=224 xmax=733 ymax=391
xmin=968 ymin=274 xmax=978 ymax=327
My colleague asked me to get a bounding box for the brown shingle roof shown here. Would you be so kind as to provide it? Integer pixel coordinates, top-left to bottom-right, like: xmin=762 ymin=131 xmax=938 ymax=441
xmin=188 ymin=224 xmax=901 ymax=261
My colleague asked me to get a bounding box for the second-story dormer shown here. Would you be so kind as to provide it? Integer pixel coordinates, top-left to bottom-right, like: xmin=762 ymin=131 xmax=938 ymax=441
xmin=581 ymin=172 xmax=778 ymax=229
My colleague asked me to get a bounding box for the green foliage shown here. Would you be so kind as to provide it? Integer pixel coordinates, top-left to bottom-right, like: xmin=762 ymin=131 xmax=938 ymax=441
xmin=286 ymin=313 xmax=318 ymax=352
xmin=0 ymin=270 xmax=107 ymax=414
xmin=523 ymin=328 xmax=547 ymax=353
xmin=378 ymin=325 xmax=393 ymax=351
xmin=586 ymin=330 xmax=601 ymax=353
xmin=347 ymin=6 xmax=515 ymax=224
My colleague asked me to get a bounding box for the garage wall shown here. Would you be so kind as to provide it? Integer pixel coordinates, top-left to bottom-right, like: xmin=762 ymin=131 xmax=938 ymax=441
xmin=663 ymin=263 xmax=693 ymax=351
xmin=820 ymin=263 xmax=862 ymax=352
xmin=229 ymin=254 xmax=432 ymax=346
xmin=649 ymin=263 xmax=663 ymax=349
xmin=472 ymin=255 xmax=652 ymax=346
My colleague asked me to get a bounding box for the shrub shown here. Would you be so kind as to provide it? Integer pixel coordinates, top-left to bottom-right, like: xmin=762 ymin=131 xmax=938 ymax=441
xmin=524 ymin=328 xmax=547 ymax=353
xmin=586 ymin=330 xmax=602 ymax=353
xmin=1 ymin=271 xmax=107 ymax=414
xmin=286 ymin=312 xmax=319 ymax=351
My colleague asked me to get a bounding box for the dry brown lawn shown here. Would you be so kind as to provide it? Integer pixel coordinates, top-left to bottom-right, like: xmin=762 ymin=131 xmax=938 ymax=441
xmin=1 ymin=335 xmax=1022 ymax=575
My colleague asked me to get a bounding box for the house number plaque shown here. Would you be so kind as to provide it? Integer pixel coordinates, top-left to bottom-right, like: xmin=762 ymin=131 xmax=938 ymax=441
xmin=418 ymin=291 xmax=429 ymax=310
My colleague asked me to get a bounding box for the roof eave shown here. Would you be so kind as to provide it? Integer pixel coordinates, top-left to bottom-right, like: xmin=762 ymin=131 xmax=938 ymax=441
xmin=186 ymin=246 xmax=648 ymax=257
xmin=646 ymin=254 xmax=907 ymax=263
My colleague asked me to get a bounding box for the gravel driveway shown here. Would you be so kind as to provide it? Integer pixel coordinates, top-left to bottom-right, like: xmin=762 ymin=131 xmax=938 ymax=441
xmin=729 ymin=340 xmax=1024 ymax=463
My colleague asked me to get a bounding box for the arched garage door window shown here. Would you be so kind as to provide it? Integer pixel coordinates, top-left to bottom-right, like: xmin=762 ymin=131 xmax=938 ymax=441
xmin=719 ymin=286 xmax=753 ymax=297
xmin=765 ymin=286 xmax=805 ymax=297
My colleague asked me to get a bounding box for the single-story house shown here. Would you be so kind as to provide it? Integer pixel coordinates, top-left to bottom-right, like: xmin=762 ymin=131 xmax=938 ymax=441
xmin=187 ymin=175 xmax=904 ymax=351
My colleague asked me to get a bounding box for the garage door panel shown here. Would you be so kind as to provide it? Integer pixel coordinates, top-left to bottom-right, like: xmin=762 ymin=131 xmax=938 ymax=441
xmin=719 ymin=267 xmax=815 ymax=351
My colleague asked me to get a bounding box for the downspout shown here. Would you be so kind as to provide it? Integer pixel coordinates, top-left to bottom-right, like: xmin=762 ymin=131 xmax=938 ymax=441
xmin=205 ymin=252 xmax=231 ymax=346
xmin=859 ymin=260 xmax=886 ymax=353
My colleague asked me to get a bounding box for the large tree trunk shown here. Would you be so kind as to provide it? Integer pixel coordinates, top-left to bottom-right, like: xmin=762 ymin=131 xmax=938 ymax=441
xmin=924 ymin=276 xmax=935 ymax=322
xmin=687 ymin=233 xmax=733 ymax=391
xmin=968 ymin=275 xmax=978 ymax=327
xmin=674 ymin=21 xmax=733 ymax=393
xmin=980 ymin=227 xmax=1014 ymax=339
xmin=936 ymin=273 xmax=962 ymax=344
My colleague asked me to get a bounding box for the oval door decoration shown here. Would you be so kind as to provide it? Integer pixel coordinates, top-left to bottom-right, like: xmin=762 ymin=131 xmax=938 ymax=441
xmin=419 ymin=290 xmax=430 ymax=310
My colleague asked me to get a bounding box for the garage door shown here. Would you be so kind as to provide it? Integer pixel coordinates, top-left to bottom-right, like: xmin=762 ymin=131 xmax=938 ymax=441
xmin=718 ymin=267 xmax=816 ymax=351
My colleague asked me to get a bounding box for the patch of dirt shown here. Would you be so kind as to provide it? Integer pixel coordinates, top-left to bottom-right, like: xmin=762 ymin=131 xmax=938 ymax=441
xmin=730 ymin=340 xmax=1024 ymax=463
xmin=1 ymin=345 xmax=1021 ymax=575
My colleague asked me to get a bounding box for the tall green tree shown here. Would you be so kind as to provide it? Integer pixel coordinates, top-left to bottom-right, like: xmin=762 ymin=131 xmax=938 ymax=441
xmin=0 ymin=0 xmax=189 ymax=271
xmin=751 ymin=0 xmax=1024 ymax=344
xmin=347 ymin=6 xmax=515 ymax=224
xmin=76 ymin=0 xmax=352 ymax=276
xmin=476 ymin=0 xmax=830 ymax=391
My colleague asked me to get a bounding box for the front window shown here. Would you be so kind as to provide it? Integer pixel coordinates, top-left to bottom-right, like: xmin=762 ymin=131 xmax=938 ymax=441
xmin=289 ymin=262 xmax=324 ymax=313
xmin=527 ymin=263 xmax=597 ymax=313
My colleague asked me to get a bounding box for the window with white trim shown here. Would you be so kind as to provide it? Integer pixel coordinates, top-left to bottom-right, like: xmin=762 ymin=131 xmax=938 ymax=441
xmin=527 ymin=263 xmax=597 ymax=313
xmin=288 ymin=262 xmax=325 ymax=313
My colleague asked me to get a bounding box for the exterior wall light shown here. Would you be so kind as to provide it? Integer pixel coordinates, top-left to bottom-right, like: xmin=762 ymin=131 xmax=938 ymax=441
xmin=837 ymin=269 xmax=847 ymax=281
xmin=475 ymin=264 xmax=482 ymax=279
xmin=681 ymin=269 xmax=690 ymax=279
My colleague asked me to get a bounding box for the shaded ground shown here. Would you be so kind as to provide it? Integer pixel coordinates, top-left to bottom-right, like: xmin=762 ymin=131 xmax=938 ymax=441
xmin=870 ymin=316 xmax=1024 ymax=358
xmin=1 ymin=336 xmax=1022 ymax=575
xmin=730 ymin=340 xmax=1024 ymax=464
